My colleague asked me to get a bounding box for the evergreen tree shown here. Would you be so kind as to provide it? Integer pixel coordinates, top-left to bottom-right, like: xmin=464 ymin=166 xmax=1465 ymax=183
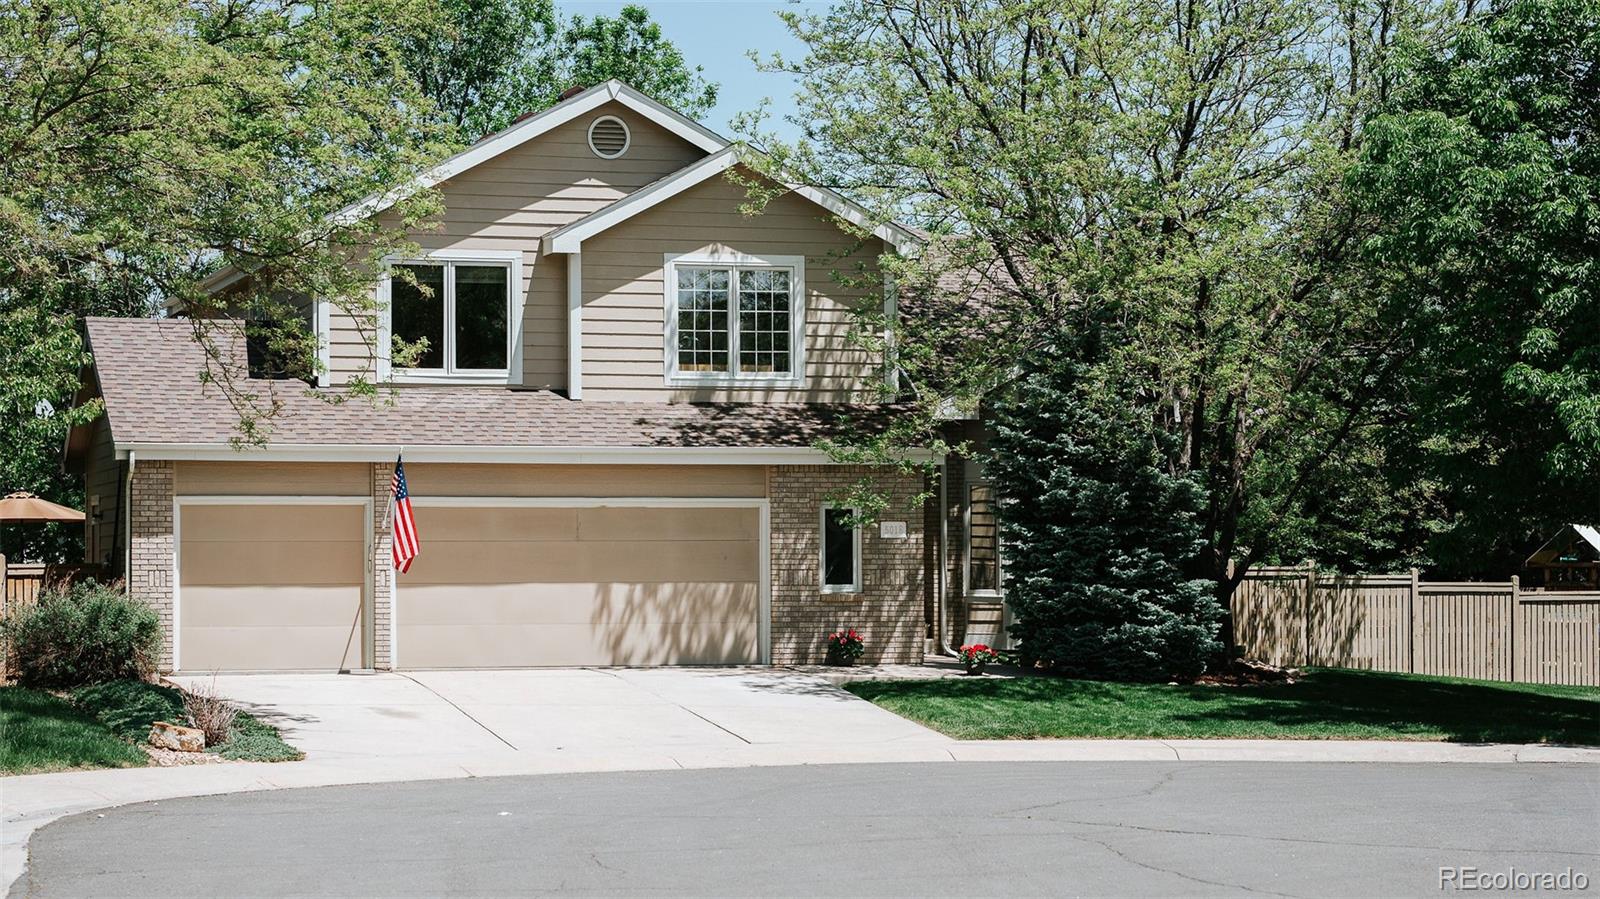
xmin=986 ymin=354 xmax=1224 ymax=681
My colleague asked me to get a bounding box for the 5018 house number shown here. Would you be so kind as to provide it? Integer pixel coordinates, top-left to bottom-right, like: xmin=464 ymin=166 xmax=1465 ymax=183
xmin=878 ymin=521 xmax=908 ymax=539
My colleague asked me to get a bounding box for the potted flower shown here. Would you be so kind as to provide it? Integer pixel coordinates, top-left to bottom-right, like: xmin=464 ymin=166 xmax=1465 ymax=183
xmin=825 ymin=629 xmax=866 ymax=666
xmin=958 ymin=644 xmax=999 ymax=675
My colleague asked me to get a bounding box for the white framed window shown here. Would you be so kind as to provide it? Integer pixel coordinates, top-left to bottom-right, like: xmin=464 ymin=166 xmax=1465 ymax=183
xmin=821 ymin=505 xmax=862 ymax=594
xmin=379 ymin=250 xmax=523 ymax=384
xmin=663 ymin=251 xmax=805 ymax=387
xmin=965 ymin=460 xmax=1003 ymax=596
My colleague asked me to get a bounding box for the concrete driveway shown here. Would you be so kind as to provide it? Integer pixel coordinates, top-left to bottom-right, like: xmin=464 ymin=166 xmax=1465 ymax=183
xmin=168 ymin=668 xmax=950 ymax=762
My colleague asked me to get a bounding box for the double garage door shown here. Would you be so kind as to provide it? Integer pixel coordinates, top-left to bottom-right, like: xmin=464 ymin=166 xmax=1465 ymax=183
xmin=177 ymin=500 xmax=761 ymax=672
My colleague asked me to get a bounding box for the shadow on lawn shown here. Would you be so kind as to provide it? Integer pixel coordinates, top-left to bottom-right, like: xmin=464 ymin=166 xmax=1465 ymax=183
xmin=848 ymin=669 xmax=1600 ymax=744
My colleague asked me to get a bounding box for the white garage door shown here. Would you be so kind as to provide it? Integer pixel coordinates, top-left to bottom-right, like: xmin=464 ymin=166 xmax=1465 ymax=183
xmin=178 ymin=503 xmax=366 ymax=672
xmin=396 ymin=504 xmax=761 ymax=668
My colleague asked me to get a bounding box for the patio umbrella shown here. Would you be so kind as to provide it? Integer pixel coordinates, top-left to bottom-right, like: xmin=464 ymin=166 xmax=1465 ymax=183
xmin=0 ymin=492 xmax=85 ymax=523
xmin=0 ymin=491 xmax=84 ymax=565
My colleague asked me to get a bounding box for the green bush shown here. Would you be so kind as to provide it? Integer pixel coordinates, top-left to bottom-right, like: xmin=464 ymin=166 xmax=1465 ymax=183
xmin=71 ymin=679 xmax=185 ymax=741
xmin=3 ymin=582 xmax=162 ymax=687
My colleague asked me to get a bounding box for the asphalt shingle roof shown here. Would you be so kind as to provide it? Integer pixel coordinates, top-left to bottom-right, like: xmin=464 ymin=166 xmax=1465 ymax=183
xmin=84 ymin=317 xmax=904 ymax=449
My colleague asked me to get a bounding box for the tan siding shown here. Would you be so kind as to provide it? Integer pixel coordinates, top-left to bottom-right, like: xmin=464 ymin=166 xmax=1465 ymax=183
xmin=326 ymin=102 xmax=707 ymax=388
xmin=82 ymin=416 xmax=120 ymax=566
xmin=580 ymin=169 xmax=887 ymax=403
xmin=403 ymin=463 xmax=766 ymax=498
xmin=175 ymin=461 xmax=370 ymax=496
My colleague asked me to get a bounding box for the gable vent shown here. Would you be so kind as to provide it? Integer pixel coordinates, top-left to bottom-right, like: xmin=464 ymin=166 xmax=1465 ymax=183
xmin=587 ymin=116 xmax=630 ymax=159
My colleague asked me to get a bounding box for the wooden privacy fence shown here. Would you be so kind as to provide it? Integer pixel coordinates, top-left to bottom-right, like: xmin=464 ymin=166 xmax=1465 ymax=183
xmin=1233 ymin=564 xmax=1600 ymax=686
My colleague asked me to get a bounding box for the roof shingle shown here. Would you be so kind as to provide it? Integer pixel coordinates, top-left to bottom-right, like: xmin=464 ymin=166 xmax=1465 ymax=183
xmin=84 ymin=317 xmax=904 ymax=451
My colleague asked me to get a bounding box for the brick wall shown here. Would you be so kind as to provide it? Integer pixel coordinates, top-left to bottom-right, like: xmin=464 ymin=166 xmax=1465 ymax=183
xmin=768 ymin=465 xmax=927 ymax=665
xmin=128 ymin=460 xmax=175 ymax=671
xmin=370 ymin=462 xmax=393 ymax=669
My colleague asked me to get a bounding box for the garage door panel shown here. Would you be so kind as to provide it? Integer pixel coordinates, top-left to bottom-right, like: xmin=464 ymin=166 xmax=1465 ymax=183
xmin=182 ymin=625 xmax=362 ymax=671
xmin=576 ymin=507 xmax=758 ymax=541
xmin=178 ymin=502 xmax=365 ymax=672
xmin=181 ymin=540 xmax=364 ymax=586
xmin=404 ymin=540 xmax=757 ymax=585
xmin=399 ymin=582 xmax=758 ymax=625
xmin=397 ymin=504 xmax=762 ymax=667
xmin=180 ymin=585 xmax=363 ymax=627
xmin=400 ymin=621 xmax=759 ymax=669
xmin=414 ymin=507 xmax=577 ymax=542
xmin=181 ymin=505 xmax=362 ymax=542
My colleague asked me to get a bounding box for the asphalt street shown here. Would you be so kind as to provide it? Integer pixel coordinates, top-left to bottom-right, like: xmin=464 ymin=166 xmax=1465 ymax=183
xmin=12 ymin=762 xmax=1598 ymax=897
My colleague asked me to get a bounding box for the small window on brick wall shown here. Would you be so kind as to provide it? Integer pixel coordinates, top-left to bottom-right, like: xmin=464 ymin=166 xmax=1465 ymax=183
xmin=821 ymin=506 xmax=861 ymax=594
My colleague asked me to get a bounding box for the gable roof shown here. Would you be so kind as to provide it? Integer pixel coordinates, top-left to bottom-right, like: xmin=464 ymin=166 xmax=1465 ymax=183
xmin=73 ymin=317 xmax=926 ymax=464
xmin=332 ymin=80 xmax=727 ymax=227
xmin=541 ymin=146 xmax=920 ymax=254
xmin=1527 ymin=524 xmax=1600 ymax=566
xmin=195 ymin=80 xmax=919 ymax=300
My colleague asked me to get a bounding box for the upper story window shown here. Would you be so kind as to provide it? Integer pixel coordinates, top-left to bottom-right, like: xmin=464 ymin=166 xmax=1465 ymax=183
xmin=664 ymin=252 xmax=805 ymax=387
xmin=384 ymin=251 xmax=521 ymax=383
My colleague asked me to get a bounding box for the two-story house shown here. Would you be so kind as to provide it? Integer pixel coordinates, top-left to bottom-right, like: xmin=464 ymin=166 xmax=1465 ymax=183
xmin=64 ymin=81 xmax=1004 ymax=673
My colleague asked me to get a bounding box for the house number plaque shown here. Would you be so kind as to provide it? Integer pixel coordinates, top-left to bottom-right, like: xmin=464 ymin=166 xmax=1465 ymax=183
xmin=879 ymin=521 xmax=908 ymax=539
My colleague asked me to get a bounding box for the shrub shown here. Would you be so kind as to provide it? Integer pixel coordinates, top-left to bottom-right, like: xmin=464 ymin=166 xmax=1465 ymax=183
xmin=71 ymin=679 xmax=185 ymax=741
xmin=3 ymin=582 xmax=162 ymax=687
xmin=215 ymin=726 xmax=304 ymax=762
xmin=183 ymin=681 xmax=238 ymax=746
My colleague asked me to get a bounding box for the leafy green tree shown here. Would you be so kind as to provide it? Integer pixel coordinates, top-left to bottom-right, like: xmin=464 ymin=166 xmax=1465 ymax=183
xmin=742 ymin=0 xmax=1445 ymax=619
xmin=400 ymin=0 xmax=560 ymax=141
xmin=405 ymin=2 xmax=718 ymax=140
xmin=1 ymin=0 xmax=452 ymax=557
xmin=1350 ymin=0 xmax=1600 ymax=576
xmin=987 ymin=351 xmax=1223 ymax=681
xmin=558 ymin=5 xmax=717 ymax=118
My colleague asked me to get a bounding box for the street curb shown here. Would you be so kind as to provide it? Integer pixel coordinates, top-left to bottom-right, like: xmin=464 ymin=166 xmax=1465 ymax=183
xmin=4 ymin=738 xmax=1595 ymax=895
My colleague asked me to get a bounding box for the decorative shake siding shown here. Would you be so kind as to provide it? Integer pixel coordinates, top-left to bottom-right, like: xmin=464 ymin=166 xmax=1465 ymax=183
xmin=129 ymin=461 xmax=175 ymax=671
xmin=580 ymin=170 xmax=887 ymax=403
xmin=768 ymin=465 xmax=926 ymax=665
xmin=81 ymin=417 xmax=121 ymax=567
xmin=371 ymin=461 xmax=394 ymax=669
xmin=326 ymin=101 xmax=709 ymax=388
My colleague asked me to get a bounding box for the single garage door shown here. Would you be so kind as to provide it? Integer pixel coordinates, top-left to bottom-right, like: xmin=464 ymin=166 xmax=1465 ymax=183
xmin=178 ymin=503 xmax=366 ymax=672
xmin=397 ymin=504 xmax=760 ymax=667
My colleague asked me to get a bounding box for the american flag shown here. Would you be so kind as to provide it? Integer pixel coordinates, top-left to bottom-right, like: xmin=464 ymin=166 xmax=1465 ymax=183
xmin=391 ymin=456 xmax=419 ymax=574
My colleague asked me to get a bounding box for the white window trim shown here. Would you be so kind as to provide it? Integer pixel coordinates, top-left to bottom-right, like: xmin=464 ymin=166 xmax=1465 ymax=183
xmin=586 ymin=114 xmax=631 ymax=159
xmin=964 ymin=458 xmax=1004 ymax=598
xmin=820 ymin=505 xmax=863 ymax=595
xmin=663 ymin=250 xmax=806 ymax=388
xmin=376 ymin=249 xmax=525 ymax=385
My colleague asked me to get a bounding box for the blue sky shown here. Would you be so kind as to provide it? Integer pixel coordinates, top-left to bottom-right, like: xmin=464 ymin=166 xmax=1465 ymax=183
xmin=557 ymin=1 xmax=818 ymax=142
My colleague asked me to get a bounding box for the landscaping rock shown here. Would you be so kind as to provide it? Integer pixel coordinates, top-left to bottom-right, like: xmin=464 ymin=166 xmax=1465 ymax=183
xmin=149 ymin=720 xmax=205 ymax=752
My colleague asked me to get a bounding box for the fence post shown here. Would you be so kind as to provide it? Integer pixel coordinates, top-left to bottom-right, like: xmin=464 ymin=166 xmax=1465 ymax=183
xmin=1509 ymin=575 xmax=1519 ymax=683
xmin=1303 ymin=560 xmax=1316 ymax=666
xmin=1408 ymin=567 xmax=1419 ymax=673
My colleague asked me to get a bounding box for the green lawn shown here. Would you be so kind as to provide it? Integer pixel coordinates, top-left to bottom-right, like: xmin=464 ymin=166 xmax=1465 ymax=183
xmin=845 ymin=668 xmax=1600 ymax=743
xmin=0 ymin=687 xmax=148 ymax=775
xmin=2 ymin=680 xmax=302 ymax=776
